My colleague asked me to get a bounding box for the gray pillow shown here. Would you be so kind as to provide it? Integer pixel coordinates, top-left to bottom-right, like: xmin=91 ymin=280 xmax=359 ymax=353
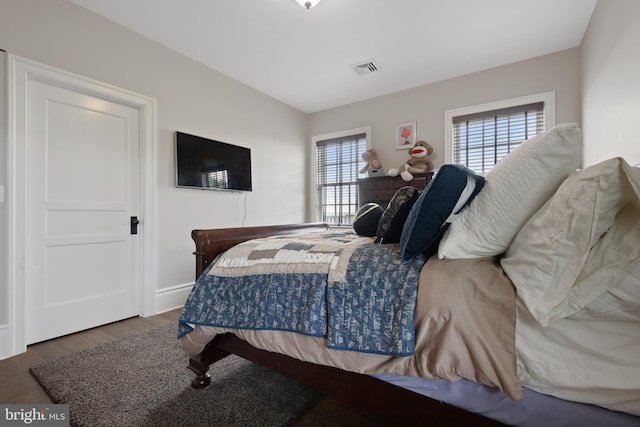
xmin=375 ymin=187 xmax=420 ymax=243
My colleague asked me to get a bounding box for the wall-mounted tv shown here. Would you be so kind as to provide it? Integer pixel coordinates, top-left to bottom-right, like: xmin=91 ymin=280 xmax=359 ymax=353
xmin=175 ymin=131 xmax=252 ymax=192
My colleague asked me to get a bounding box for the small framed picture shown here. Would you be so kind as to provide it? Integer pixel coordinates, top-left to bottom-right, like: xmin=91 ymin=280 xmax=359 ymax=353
xmin=395 ymin=121 xmax=416 ymax=150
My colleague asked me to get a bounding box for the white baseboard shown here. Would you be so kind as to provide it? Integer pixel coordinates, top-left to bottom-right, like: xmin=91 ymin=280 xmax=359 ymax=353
xmin=0 ymin=324 xmax=11 ymax=361
xmin=0 ymin=284 xmax=193 ymax=360
xmin=154 ymin=282 xmax=194 ymax=314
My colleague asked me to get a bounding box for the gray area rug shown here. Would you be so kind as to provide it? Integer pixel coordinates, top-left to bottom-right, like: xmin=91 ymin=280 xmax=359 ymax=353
xmin=29 ymin=323 xmax=321 ymax=426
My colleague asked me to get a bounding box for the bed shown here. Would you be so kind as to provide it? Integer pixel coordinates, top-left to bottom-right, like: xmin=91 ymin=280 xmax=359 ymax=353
xmin=178 ymin=125 xmax=640 ymax=426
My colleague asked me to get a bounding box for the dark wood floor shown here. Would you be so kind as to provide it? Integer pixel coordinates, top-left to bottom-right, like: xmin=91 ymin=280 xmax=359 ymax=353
xmin=0 ymin=309 xmax=394 ymax=426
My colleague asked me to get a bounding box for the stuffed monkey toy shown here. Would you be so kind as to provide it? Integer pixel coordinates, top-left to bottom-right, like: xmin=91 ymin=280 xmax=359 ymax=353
xmin=388 ymin=140 xmax=434 ymax=182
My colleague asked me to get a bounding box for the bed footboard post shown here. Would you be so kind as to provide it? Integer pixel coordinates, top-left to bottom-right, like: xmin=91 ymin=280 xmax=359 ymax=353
xmin=187 ymin=341 xmax=230 ymax=389
xmin=188 ymin=359 xmax=211 ymax=389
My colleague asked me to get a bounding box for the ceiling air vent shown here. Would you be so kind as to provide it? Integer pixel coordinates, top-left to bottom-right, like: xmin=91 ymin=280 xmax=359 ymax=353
xmin=352 ymin=60 xmax=379 ymax=76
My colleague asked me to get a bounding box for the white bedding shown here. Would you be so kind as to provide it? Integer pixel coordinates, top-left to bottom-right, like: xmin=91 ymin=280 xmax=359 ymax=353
xmin=501 ymin=158 xmax=640 ymax=326
xmin=499 ymin=159 xmax=640 ymax=416
xmin=515 ymin=294 xmax=640 ymax=416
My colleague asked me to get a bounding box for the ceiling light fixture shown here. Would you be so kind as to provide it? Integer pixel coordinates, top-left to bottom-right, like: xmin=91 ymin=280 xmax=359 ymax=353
xmin=296 ymin=0 xmax=322 ymax=10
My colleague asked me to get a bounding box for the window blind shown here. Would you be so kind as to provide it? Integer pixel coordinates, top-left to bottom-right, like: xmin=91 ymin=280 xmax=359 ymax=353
xmin=453 ymin=102 xmax=544 ymax=173
xmin=316 ymin=133 xmax=367 ymax=226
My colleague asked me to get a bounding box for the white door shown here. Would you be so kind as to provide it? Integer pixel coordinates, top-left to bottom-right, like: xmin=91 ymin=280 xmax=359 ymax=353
xmin=24 ymin=76 xmax=141 ymax=344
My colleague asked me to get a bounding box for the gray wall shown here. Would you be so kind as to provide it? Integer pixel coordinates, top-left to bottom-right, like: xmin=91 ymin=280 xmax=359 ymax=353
xmin=309 ymin=48 xmax=583 ymax=176
xmin=582 ymin=0 xmax=640 ymax=166
xmin=0 ymin=51 xmax=6 ymax=324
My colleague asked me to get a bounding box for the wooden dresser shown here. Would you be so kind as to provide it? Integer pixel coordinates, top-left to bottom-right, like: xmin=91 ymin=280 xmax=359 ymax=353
xmin=357 ymin=172 xmax=434 ymax=208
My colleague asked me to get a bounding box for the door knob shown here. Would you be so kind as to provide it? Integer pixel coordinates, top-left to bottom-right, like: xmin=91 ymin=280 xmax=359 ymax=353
xmin=130 ymin=216 xmax=140 ymax=235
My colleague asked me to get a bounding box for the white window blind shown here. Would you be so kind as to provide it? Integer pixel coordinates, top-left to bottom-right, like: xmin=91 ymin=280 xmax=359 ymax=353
xmin=316 ymin=133 xmax=367 ymax=226
xmin=201 ymin=169 xmax=228 ymax=189
xmin=453 ymin=102 xmax=545 ymax=174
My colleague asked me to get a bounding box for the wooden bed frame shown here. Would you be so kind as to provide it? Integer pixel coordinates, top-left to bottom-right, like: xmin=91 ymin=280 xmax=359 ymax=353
xmin=187 ymin=223 xmax=506 ymax=426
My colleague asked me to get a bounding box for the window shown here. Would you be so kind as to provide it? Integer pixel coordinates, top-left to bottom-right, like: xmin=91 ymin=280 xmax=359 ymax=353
xmin=201 ymin=169 xmax=228 ymax=189
xmin=314 ymin=131 xmax=368 ymax=226
xmin=453 ymin=102 xmax=544 ymax=173
xmin=445 ymin=92 xmax=555 ymax=173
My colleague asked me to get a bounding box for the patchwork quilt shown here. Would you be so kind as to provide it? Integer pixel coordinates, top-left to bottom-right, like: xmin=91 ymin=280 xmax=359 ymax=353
xmin=179 ymin=230 xmax=427 ymax=356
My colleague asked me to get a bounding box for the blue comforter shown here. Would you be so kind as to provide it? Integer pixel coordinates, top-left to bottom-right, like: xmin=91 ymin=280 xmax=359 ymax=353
xmin=179 ymin=230 xmax=426 ymax=356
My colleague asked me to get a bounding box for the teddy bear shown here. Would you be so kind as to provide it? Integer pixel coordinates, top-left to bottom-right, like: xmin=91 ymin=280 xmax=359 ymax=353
xmin=388 ymin=140 xmax=435 ymax=182
xmin=359 ymin=148 xmax=383 ymax=175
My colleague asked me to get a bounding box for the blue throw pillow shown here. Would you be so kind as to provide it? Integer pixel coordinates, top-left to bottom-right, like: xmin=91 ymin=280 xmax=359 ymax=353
xmin=400 ymin=164 xmax=485 ymax=261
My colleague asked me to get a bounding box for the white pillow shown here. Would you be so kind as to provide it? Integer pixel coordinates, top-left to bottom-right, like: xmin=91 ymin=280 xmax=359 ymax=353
xmin=572 ymin=260 xmax=640 ymax=322
xmin=438 ymin=123 xmax=583 ymax=259
xmin=501 ymin=158 xmax=640 ymax=326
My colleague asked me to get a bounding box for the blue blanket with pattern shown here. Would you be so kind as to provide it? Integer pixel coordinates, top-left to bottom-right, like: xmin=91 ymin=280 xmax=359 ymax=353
xmin=178 ymin=230 xmax=426 ymax=356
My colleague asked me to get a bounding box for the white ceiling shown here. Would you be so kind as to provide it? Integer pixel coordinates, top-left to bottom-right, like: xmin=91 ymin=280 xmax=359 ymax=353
xmin=70 ymin=0 xmax=597 ymax=113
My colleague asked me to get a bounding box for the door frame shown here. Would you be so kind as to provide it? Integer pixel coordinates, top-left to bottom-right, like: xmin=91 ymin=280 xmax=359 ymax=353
xmin=4 ymin=54 xmax=157 ymax=358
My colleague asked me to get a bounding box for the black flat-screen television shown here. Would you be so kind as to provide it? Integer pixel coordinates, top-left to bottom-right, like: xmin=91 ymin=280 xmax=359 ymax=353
xmin=175 ymin=131 xmax=252 ymax=192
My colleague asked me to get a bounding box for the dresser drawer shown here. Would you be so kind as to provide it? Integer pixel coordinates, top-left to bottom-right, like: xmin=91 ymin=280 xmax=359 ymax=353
xmin=358 ymin=179 xmax=394 ymax=192
xmin=394 ymin=175 xmax=428 ymax=190
xmin=358 ymin=172 xmax=433 ymax=208
xmin=360 ymin=190 xmax=392 ymax=205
